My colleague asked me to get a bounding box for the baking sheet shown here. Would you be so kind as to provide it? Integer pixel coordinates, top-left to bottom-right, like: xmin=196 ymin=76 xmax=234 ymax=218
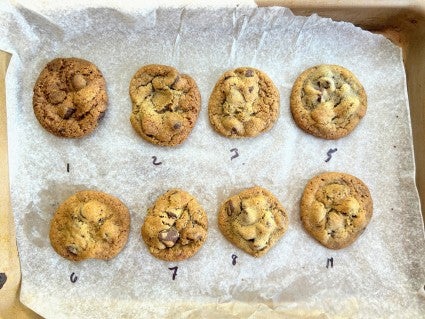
xmin=1 ymin=1 xmax=424 ymax=318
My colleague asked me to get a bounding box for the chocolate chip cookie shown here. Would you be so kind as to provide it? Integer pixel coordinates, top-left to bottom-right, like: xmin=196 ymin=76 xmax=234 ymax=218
xmin=300 ymin=172 xmax=373 ymax=249
xmin=49 ymin=190 xmax=130 ymax=261
xmin=33 ymin=58 xmax=108 ymax=138
xmin=208 ymin=67 xmax=280 ymax=138
xmin=290 ymin=64 xmax=367 ymax=139
xmin=218 ymin=186 xmax=289 ymax=257
xmin=141 ymin=189 xmax=208 ymax=261
xmin=129 ymin=64 xmax=201 ymax=146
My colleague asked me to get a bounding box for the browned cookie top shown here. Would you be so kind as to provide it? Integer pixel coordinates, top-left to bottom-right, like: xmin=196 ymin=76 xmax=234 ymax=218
xmin=300 ymin=172 xmax=373 ymax=249
xmin=33 ymin=58 xmax=108 ymax=138
xmin=208 ymin=67 xmax=280 ymax=138
xmin=49 ymin=190 xmax=130 ymax=261
xmin=218 ymin=186 xmax=289 ymax=257
xmin=129 ymin=64 xmax=201 ymax=146
xmin=290 ymin=64 xmax=367 ymax=139
xmin=141 ymin=189 xmax=208 ymax=261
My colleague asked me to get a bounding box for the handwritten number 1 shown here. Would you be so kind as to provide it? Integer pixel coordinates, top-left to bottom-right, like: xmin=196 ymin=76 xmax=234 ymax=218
xmin=326 ymin=257 xmax=334 ymax=268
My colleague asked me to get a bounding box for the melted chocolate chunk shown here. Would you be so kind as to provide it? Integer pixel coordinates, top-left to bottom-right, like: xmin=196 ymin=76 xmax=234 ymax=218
xmin=0 ymin=273 xmax=7 ymax=289
xmin=245 ymin=69 xmax=254 ymax=77
xmin=63 ymin=107 xmax=76 ymax=119
xmin=158 ymin=227 xmax=180 ymax=247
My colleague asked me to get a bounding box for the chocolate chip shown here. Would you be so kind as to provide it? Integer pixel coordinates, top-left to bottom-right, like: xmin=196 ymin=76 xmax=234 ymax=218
xmin=173 ymin=122 xmax=182 ymax=130
xmin=248 ymin=86 xmax=254 ymax=93
xmin=318 ymin=79 xmax=330 ymax=89
xmin=0 ymin=273 xmax=7 ymax=289
xmin=48 ymin=90 xmax=66 ymax=104
xmin=170 ymin=75 xmax=180 ymax=89
xmin=166 ymin=211 xmax=178 ymax=219
xmin=245 ymin=69 xmax=254 ymax=77
xmin=63 ymin=107 xmax=76 ymax=119
xmin=98 ymin=111 xmax=106 ymax=120
xmin=67 ymin=245 xmax=79 ymax=255
xmin=158 ymin=227 xmax=180 ymax=247
xmin=72 ymin=74 xmax=87 ymax=90
xmin=226 ymin=200 xmax=235 ymax=216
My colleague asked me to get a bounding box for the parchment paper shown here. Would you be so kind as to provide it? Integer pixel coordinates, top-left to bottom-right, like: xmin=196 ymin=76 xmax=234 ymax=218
xmin=1 ymin=1 xmax=424 ymax=318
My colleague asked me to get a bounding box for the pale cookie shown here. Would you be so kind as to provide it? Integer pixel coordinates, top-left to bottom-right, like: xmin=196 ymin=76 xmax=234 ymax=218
xmin=33 ymin=58 xmax=108 ymax=138
xmin=218 ymin=186 xmax=289 ymax=257
xmin=208 ymin=67 xmax=280 ymax=138
xmin=290 ymin=64 xmax=367 ymax=139
xmin=49 ymin=190 xmax=130 ymax=261
xmin=300 ymin=172 xmax=373 ymax=249
xmin=129 ymin=64 xmax=201 ymax=146
xmin=141 ymin=189 xmax=208 ymax=261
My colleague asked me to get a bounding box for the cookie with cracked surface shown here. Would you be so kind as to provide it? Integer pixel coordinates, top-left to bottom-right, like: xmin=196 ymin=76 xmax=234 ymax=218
xmin=300 ymin=172 xmax=373 ymax=249
xmin=49 ymin=190 xmax=130 ymax=261
xmin=218 ymin=186 xmax=289 ymax=257
xmin=129 ymin=64 xmax=201 ymax=146
xmin=33 ymin=58 xmax=108 ymax=138
xmin=290 ymin=64 xmax=367 ymax=139
xmin=208 ymin=67 xmax=280 ymax=138
xmin=141 ymin=189 xmax=208 ymax=261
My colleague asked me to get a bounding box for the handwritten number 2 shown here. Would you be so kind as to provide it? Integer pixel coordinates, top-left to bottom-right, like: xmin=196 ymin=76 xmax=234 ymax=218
xmin=152 ymin=156 xmax=162 ymax=165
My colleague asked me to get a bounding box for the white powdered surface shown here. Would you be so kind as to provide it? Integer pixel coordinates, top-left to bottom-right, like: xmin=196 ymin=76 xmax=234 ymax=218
xmin=0 ymin=1 xmax=424 ymax=318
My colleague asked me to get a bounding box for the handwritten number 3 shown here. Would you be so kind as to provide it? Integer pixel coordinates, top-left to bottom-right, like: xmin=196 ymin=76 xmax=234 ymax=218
xmin=230 ymin=148 xmax=239 ymax=160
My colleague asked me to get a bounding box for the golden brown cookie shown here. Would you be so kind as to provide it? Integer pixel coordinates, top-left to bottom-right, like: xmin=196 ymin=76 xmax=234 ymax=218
xmin=33 ymin=58 xmax=108 ymax=138
xmin=49 ymin=190 xmax=130 ymax=261
xmin=300 ymin=172 xmax=373 ymax=249
xmin=141 ymin=189 xmax=208 ymax=261
xmin=208 ymin=67 xmax=280 ymax=138
xmin=290 ymin=64 xmax=367 ymax=139
xmin=129 ymin=64 xmax=201 ymax=146
xmin=218 ymin=186 xmax=289 ymax=257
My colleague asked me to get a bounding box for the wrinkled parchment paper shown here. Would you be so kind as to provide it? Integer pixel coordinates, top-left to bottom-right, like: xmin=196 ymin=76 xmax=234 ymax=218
xmin=1 ymin=1 xmax=424 ymax=318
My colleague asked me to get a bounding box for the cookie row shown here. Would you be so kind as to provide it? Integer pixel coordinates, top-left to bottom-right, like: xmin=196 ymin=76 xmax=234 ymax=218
xmin=33 ymin=58 xmax=367 ymax=143
xmin=49 ymin=172 xmax=373 ymax=262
